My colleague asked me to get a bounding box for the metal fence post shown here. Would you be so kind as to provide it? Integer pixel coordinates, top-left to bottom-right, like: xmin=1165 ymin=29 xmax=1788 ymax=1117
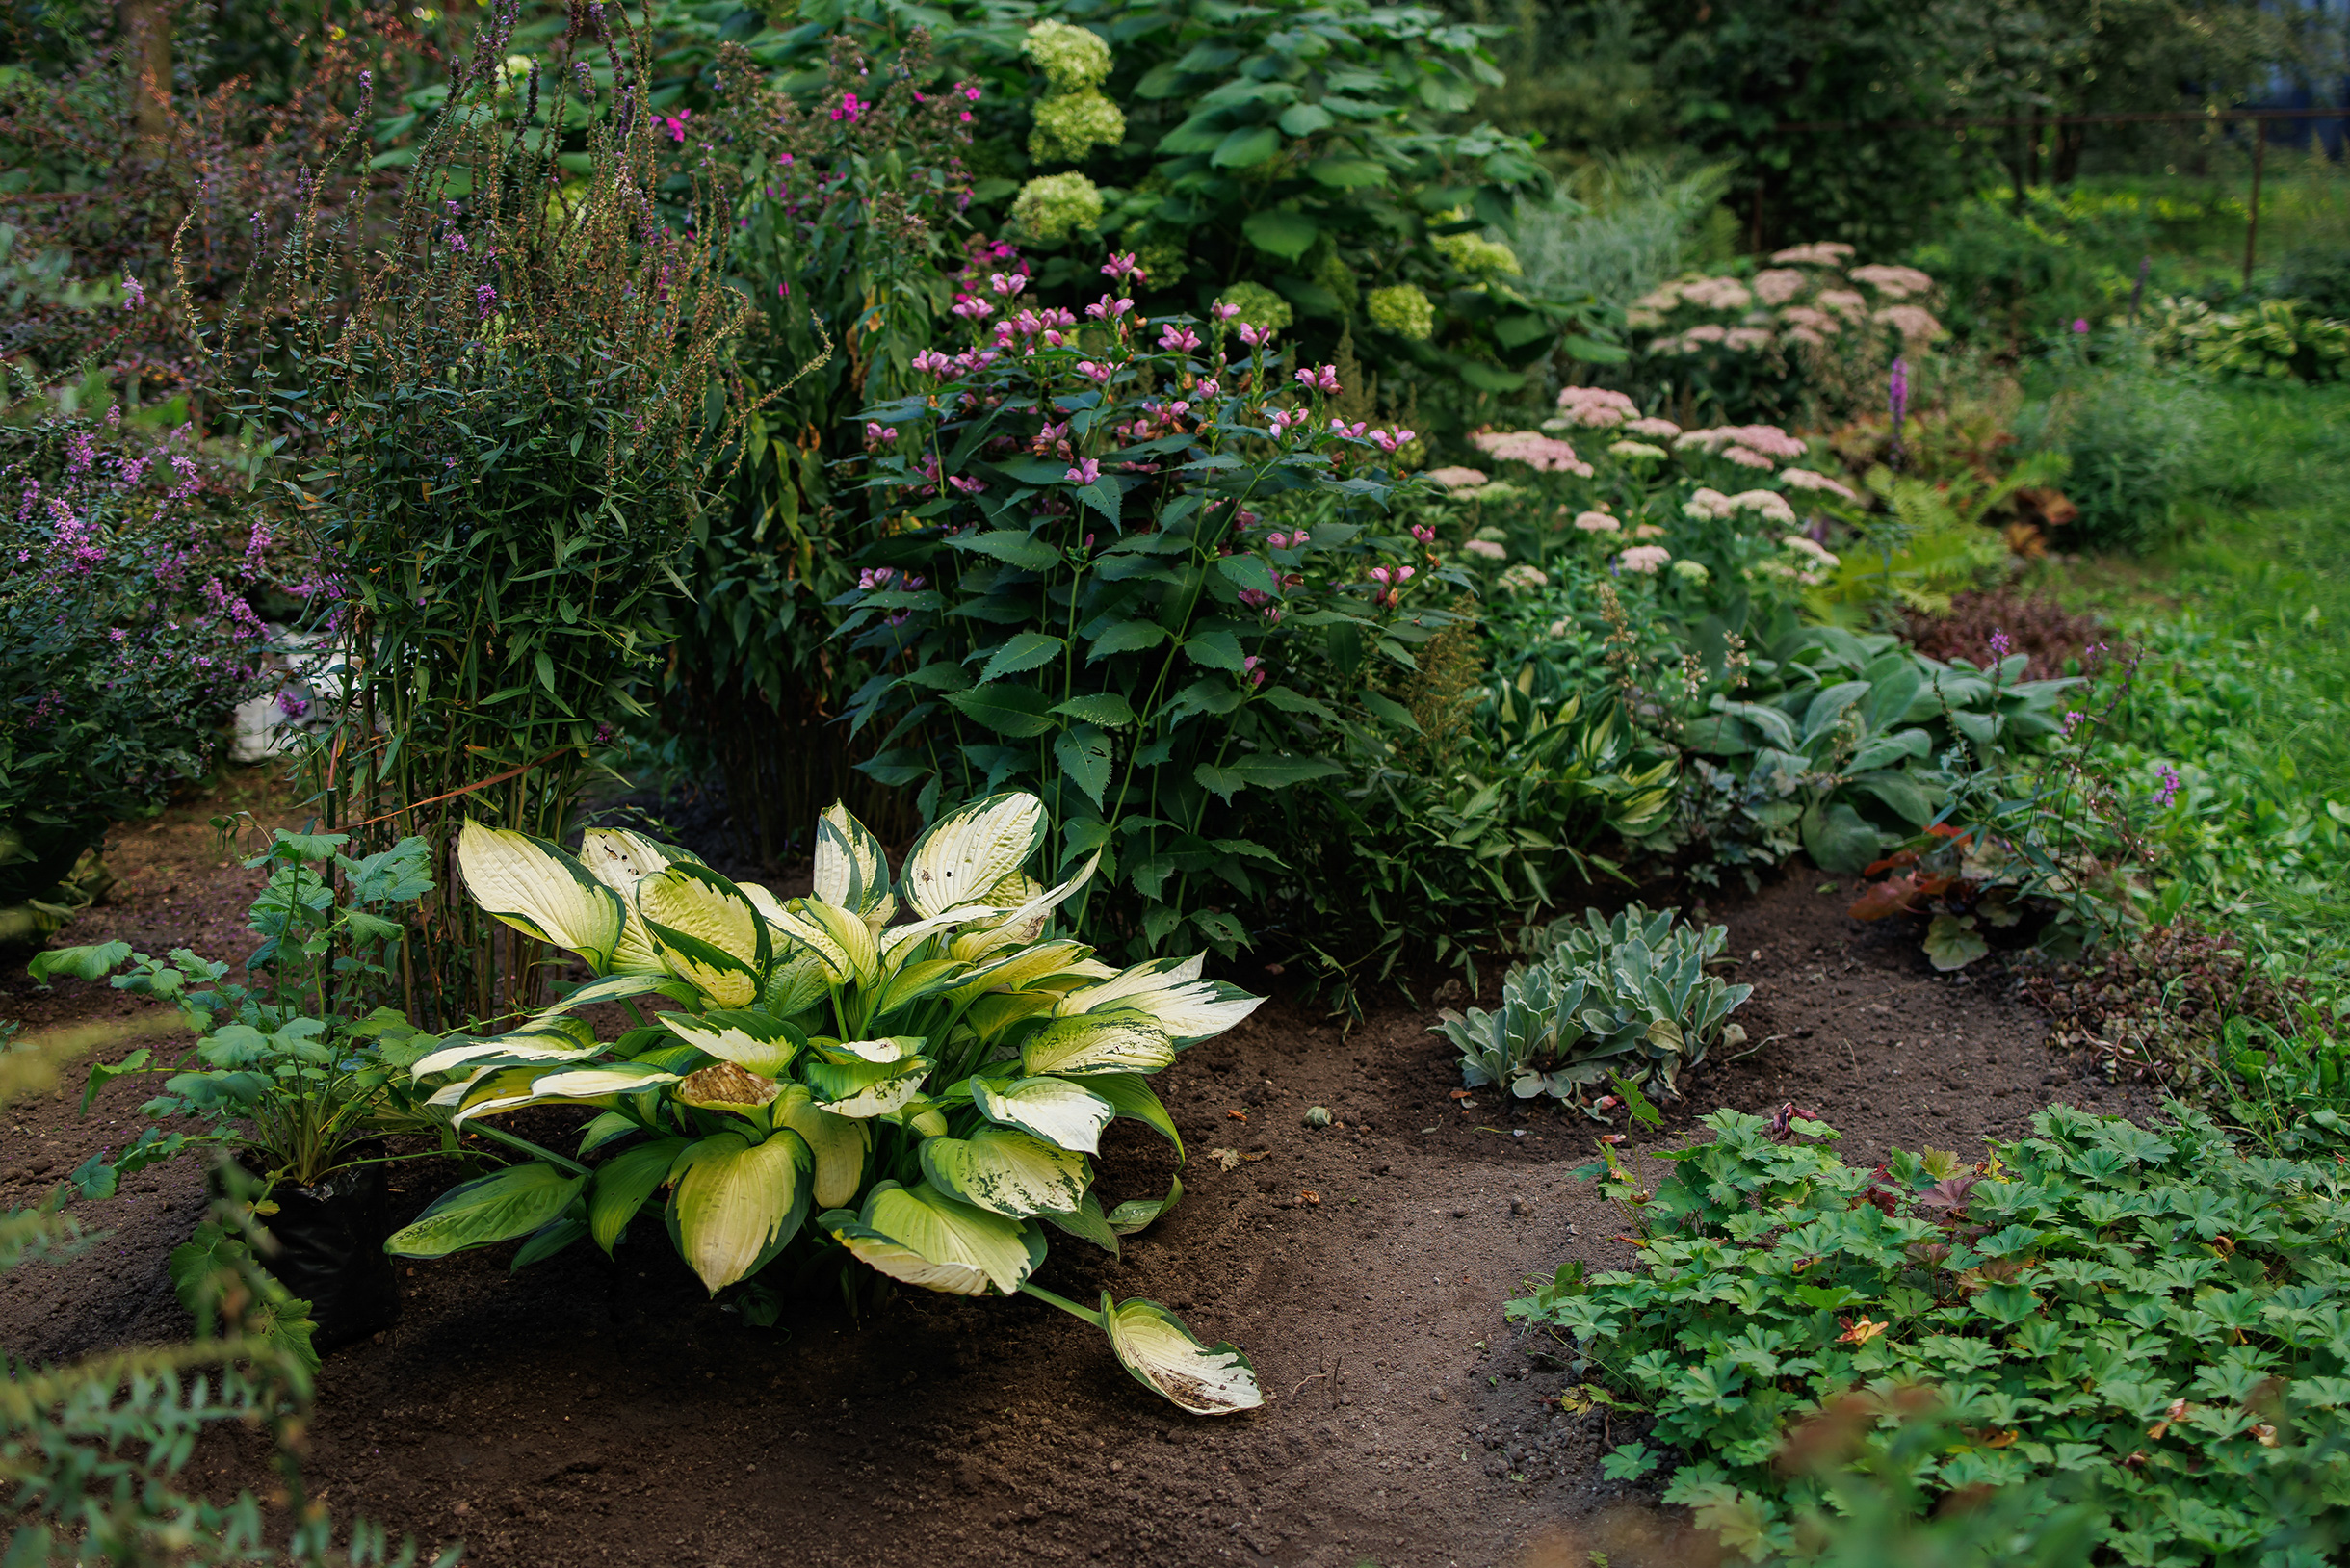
xmin=2243 ymin=117 xmax=2267 ymax=289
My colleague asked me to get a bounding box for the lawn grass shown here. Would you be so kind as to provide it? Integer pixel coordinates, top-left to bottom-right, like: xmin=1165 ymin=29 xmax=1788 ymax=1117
xmin=2037 ymin=380 xmax=2350 ymax=1009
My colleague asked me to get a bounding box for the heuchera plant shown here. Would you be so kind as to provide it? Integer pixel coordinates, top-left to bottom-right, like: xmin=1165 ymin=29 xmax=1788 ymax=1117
xmin=841 ymin=251 xmax=1468 ymax=956
xmin=392 ymin=791 xmax=1266 ymax=1414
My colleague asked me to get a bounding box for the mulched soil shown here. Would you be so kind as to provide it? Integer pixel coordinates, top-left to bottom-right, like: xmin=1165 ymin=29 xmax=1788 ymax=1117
xmin=1 ymin=771 xmax=2166 ymax=1568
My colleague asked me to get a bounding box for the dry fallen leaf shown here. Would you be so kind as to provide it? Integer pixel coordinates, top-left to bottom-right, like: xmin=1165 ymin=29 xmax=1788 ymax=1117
xmin=1226 ymin=1110 xmax=1248 ymax=1121
xmin=1210 ymin=1147 xmax=1242 ymax=1171
xmin=1300 ymin=1191 xmax=1320 ymax=1207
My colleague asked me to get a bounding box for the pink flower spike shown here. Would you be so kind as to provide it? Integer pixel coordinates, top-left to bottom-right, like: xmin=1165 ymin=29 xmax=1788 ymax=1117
xmin=1075 ymin=360 xmax=1113 ymax=385
xmin=991 ymin=272 xmax=1029 ymax=298
xmin=1102 ymin=252 xmax=1142 ymax=281
xmin=1238 ymin=323 xmax=1272 ymax=349
xmin=1067 ymin=458 xmax=1102 ymax=485
xmin=1267 ymin=532 xmax=1290 ymax=550
xmin=1210 ymin=301 xmax=1241 ymax=322
xmin=1158 ymin=324 xmax=1202 ymax=353
xmin=1369 ymin=566 xmax=1393 ymax=586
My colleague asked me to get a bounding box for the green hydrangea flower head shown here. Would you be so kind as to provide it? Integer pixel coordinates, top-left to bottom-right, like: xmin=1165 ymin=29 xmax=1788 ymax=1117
xmin=1430 ymin=211 xmax=1522 ymax=276
xmin=1030 ymin=90 xmax=1126 ymax=164
xmin=1367 ymin=283 xmax=1435 ymax=340
xmin=1217 ymin=281 xmax=1292 ymax=331
xmin=1010 ymin=171 xmax=1105 ymax=245
xmin=1024 ymin=20 xmax=1113 ymax=92
xmin=1134 ymin=233 xmax=1188 ymax=288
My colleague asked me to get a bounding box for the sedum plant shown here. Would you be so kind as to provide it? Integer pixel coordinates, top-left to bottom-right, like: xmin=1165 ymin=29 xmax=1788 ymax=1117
xmin=390 ymin=791 xmax=1266 ymax=1415
xmin=1435 ymin=903 xmax=1750 ymax=1109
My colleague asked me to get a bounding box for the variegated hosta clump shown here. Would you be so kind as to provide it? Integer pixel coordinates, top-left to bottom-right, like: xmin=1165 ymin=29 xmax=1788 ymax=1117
xmin=1434 ymin=903 xmax=1752 ymax=1113
xmin=387 ymin=792 xmax=1266 ymax=1415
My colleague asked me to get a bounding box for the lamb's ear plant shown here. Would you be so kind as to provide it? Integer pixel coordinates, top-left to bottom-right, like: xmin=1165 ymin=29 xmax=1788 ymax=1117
xmin=393 ymin=789 xmax=1266 ymax=1415
xmin=195 ymin=3 xmax=757 ymax=1028
xmin=1436 ymin=902 xmax=1750 ymax=1110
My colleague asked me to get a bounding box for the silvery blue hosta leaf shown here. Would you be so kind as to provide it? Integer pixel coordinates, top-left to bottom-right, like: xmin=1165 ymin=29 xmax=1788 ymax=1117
xmin=1100 ymin=1294 xmax=1264 ymax=1415
xmin=822 ymin=1179 xmax=1043 ymax=1296
xmin=1054 ymin=953 xmax=1265 ymax=1045
xmin=900 ymin=792 xmax=1048 ymax=918
xmin=456 ymin=820 xmax=624 ymax=972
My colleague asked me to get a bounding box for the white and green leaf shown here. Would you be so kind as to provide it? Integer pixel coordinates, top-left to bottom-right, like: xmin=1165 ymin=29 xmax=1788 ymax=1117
xmin=814 ymin=802 xmax=895 ymax=924
xmin=900 ymin=793 xmax=1047 ymax=918
xmin=973 ymin=1075 xmax=1115 ymax=1154
xmin=1058 ymin=954 xmax=1265 ymax=1044
xmin=456 ymin=820 xmax=624 ymax=972
xmin=919 ymin=1125 xmax=1088 ymax=1217
xmin=637 ymin=863 xmax=770 ymax=1007
xmin=668 ymin=1129 xmax=812 ymax=1294
xmin=659 ymin=1010 xmax=802 ymax=1077
xmin=822 ymin=1180 xmax=1043 ymax=1296
xmin=1020 ymin=1010 xmax=1177 ymax=1078
xmin=1101 ymin=1294 xmax=1263 ymax=1414
xmin=774 ymin=1084 xmax=872 ymax=1209
xmin=386 ymin=1163 xmax=586 ymax=1259
xmin=804 ymin=1058 xmax=929 ymax=1118
xmin=768 ymin=896 xmax=880 ymax=987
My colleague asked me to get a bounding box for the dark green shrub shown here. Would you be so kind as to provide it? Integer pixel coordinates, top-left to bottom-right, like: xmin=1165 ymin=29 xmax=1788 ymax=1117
xmin=2020 ymin=360 xmax=2213 ymax=554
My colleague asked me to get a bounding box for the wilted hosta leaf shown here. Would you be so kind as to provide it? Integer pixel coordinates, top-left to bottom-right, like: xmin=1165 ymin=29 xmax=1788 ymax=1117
xmin=804 ymin=1058 xmax=928 ymax=1118
xmin=901 ymin=793 xmax=1047 ymax=918
xmin=660 ymin=1010 xmax=802 ymax=1077
xmin=1020 ymin=1010 xmax=1177 ymax=1078
xmin=669 ymin=1129 xmax=812 ymax=1294
xmin=822 ymin=1180 xmax=1043 ymax=1296
xmin=921 ymin=1125 xmax=1088 ymax=1217
xmin=638 ymin=864 xmax=770 ymax=1007
xmin=1100 ymin=1294 xmax=1263 ymax=1414
xmin=774 ymin=1084 xmax=870 ymax=1208
xmin=973 ymin=1075 xmax=1115 ymax=1154
xmin=456 ymin=821 xmax=625 ymax=972
xmin=387 ymin=1163 xmax=586 ymax=1259
xmin=1057 ymin=954 xmax=1265 ymax=1045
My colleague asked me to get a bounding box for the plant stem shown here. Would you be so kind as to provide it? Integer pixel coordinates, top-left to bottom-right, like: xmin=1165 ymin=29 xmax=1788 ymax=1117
xmin=1017 ymin=1281 xmax=1103 ymax=1327
xmin=466 ymin=1120 xmax=591 ymax=1176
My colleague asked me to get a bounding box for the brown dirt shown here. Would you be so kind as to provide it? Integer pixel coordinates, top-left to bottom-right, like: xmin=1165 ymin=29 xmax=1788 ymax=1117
xmin=1 ymin=775 xmax=2167 ymax=1568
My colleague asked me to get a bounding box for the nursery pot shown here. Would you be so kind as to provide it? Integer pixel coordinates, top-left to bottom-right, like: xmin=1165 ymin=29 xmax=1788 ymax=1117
xmin=217 ymin=1148 xmax=400 ymax=1352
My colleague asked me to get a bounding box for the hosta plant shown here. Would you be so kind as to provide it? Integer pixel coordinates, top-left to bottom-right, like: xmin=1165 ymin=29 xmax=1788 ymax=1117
xmin=1435 ymin=903 xmax=1750 ymax=1110
xmin=390 ymin=791 xmax=1266 ymax=1415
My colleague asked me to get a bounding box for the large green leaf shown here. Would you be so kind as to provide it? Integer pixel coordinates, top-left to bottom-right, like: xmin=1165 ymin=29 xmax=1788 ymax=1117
xmin=979 ymin=632 xmax=1067 ymax=683
xmin=588 ymin=1137 xmax=688 ymax=1254
xmin=973 ymin=1075 xmax=1115 ymax=1154
xmin=1242 ymin=209 xmax=1319 ymax=259
xmin=945 ymin=682 xmax=1058 ymax=739
xmin=455 ymin=821 xmax=624 ymax=972
xmin=775 ymin=1084 xmax=871 ymax=1208
xmin=1085 ymin=1072 xmax=1185 ymax=1158
xmin=822 ymin=1180 xmax=1043 ymax=1296
xmin=638 ymin=863 xmax=770 ymax=1007
xmin=1020 ymin=1011 xmax=1177 ymax=1077
xmin=1101 ymin=1294 xmax=1264 ymax=1414
xmin=920 ymin=1125 xmax=1089 ymax=1217
xmin=1088 ymin=620 xmax=1169 ymax=660
xmin=669 ymin=1129 xmax=812 ymax=1294
xmin=1054 ymin=724 xmax=1114 ymax=808
xmin=387 ymin=1163 xmax=587 ymax=1259
xmin=1212 ymin=125 xmax=1281 ymax=168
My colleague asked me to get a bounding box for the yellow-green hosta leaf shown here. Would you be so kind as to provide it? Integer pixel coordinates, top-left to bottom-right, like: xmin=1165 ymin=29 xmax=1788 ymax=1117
xmin=815 ymin=1035 xmax=923 ymax=1065
xmin=774 ymin=1084 xmax=870 ymax=1209
xmin=1020 ymin=1010 xmax=1177 ymax=1078
xmin=587 ymin=1136 xmax=689 ymax=1254
xmin=948 ymin=939 xmax=1100 ymax=1004
xmin=508 ymin=1061 xmax=679 ymax=1109
xmin=659 ymin=1010 xmax=802 ymax=1077
xmin=768 ymin=896 xmax=879 ymax=987
xmin=669 ymin=1129 xmax=812 ymax=1294
xmin=901 ymin=793 xmax=1047 ymax=917
xmin=762 ymin=952 xmax=831 ymax=1016
xmin=1100 ymin=1294 xmax=1263 ymax=1414
xmin=581 ymin=828 xmax=696 ymax=976
xmin=804 ymin=1058 xmax=928 ymax=1118
xmin=967 ymin=989 xmax=1061 ymax=1043
xmin=1043 ymin=1189 xmax=1120 ymax=1255
xmin=921 ymin=1125 xmax=1088 ymax=1217
xmin=945 ymin=855 xmax=1101 ymax=962
xmin=973 ymin=1075 xmax=1114 ymax=1154
xmin=822 ymin=1179 xmax=1043 ymax=1296
xmin=410 ymin=1016 xmax=600 ymax=1081
xmin=387 ymin=1163 xmax=587 ymax=1259
xmin=815 ymin=802 xmax=894 ymax=921
xmin=522 ymin=972 xmax=694 ymax=1029
xmin=637 ymin=863 xmax=770 ymax=1007
xmin=456 ymin=820 xmax=625 ymax=972
xmin=871 ymin=957 xmax=969 ymax=1017
xmin=1058 ymin=954 xmax=1266 ymax=1044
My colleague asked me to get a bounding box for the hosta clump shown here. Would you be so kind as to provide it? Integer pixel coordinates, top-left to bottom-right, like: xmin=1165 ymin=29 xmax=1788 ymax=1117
xmin=394 ymin=791 xmax=1265 ymax=1414
xmin=1509 ymin=1103 xmax=2350 ymax=1562
xmin=1436 ymin=903 xmax=1750 ymax=1108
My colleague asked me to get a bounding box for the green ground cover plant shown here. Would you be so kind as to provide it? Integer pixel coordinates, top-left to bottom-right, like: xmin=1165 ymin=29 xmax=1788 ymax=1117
xmin=390 ymin=790 xmax=1266 ymax=1413
xmin=1510 ymin=1102 xmax=2350 ymax=1563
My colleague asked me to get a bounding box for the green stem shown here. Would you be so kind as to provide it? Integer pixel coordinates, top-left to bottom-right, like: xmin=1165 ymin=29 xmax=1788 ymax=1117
xmin=466 ymin=1120 xmax=591 ymax=1177
xmin=1018 ymin=1281 xmax=1104 ymax=1327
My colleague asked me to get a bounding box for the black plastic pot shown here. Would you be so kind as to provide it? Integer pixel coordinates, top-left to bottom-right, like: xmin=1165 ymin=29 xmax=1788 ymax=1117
xmin=220 ymin=1152 xmax=400 ymax=1352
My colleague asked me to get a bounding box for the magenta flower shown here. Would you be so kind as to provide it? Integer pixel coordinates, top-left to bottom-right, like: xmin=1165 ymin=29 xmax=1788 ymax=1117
xmin=1101 ymin=252 xmax=1143 ymax=282
xmin=2153 ymin=761 xmax=2180 ymax=808
xmin=1158 ymin=323 xmax=1201 ymax=353
xmin=1987 ymin=629 xmax=2011 ymax=660
xmin=1067 ymin=458 xmax=1101 ymax=485
xmin=121 ymin=274 xmax=146 ymax=311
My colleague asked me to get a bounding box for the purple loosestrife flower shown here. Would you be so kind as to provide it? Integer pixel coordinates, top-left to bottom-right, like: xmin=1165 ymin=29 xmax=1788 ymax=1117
xmin=1887 ymin=356 xmax=1910 ymax=469
xmin=476 ymin=283 xmax=499 ymax=317
xmin=2154 ymin=761 xmax=2181 ymax=809
xmin=1988 ymin=629 xmax=2012 ymax=660
xmin=121 ymin=274 xmax=145 ymax=310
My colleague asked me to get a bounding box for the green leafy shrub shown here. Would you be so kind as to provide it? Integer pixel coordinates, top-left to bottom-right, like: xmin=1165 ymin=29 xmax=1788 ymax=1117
xmin=842 ymin=258 xmax=1461 ymax=958
xmin=2018 ymin=358 xmax=2214 ymax=555
xmin=1514 ymin=155 xmax=1732 ymax=313
xmin=396 ymin=791 xmax=1266 ymax=1414
xmin=0 ymin=401 xmax=269 ymax=923
xmin=1509 ymin=1102 xmax=2350 ymax=1563
xmin=30 ymin=827 xmax=453 ymax=1193
xmin=1436 ymin=902 xmax=1750 ymax=1106
xmin=2147 ymin=297 xmax=2350 ymax=384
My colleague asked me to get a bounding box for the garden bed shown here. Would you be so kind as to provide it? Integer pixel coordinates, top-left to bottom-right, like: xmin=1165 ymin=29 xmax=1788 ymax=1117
xmin=1 ymin=774 xmax=2166 ymax=1567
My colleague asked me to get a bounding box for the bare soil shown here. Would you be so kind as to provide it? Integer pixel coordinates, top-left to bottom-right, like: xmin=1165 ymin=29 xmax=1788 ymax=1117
xmin=0 ymin=772 xmax=2164 ymax=1568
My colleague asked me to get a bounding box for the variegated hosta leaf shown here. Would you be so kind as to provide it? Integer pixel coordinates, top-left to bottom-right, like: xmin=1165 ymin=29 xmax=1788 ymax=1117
xmin=1020 ymin=1010 xmax=1177 ymax=1078
xmin=920 ymin=1125 xmax=1088 ymax=1217
xmin=1107 ymin=1175 xmax=1184 ymax=1236
xmin=871 ymin=957 xmax=970 ymax=1017
xmin=973 ymin=1075 xmax=1115 ymax=1154
xmin=581 ymin=828 xmax=697 ymax=976
xmin=945 ymin=855 xmax=1101 ymax=962
xmin=659 ymin=1010 xmax=802 ymax=1077
xmin=677 ymin=1062 xmax=782 ymax=1111
xmin=814 ymin=802 xmax=896 ymax=928
xmin=900 ymin=792 xmax=1047 ymax=918
xmin=804 ymin=1058 xmax=928 ymax=1118
xmin=774 ymin=1084 xmax=871 ymax=1209
xmin=670 ymin=1129 xmax=812 ymax=1294
xmin=1058 ymin=954 xmax=1265 ymax=1045
xmin=1101 ymin=1294 xmax=1263 ymax=1415
xmin=411 ymin=1016 xmax=600 ymax=1081
xmin=762 ymin=951 xmax=832 ymax=1017
xmin=456 ymin=821 xmax=625 ymax=973
xmin=821 ymin=1179 xmax=1042 ymax=1296
xmin=967 ymin=989 xmax=1061 ymax=1043
xmin=519 ymin=972 xmax=694 ymax=1032
xmin=637 ymin=863 xmax=770 ymax=1007
xmin=769 ymin=896 xmax=880 ymax=987
xmin=1085 ymin=1072 xmax=1185 ymax=1159
xmin=816 ymin=1035 xmax=922 ymax=1065
xmin=444 ymin=1061 xmax=678 ymax=1125
xmin=947 ymin=939 xmax=1100 ymax=1005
